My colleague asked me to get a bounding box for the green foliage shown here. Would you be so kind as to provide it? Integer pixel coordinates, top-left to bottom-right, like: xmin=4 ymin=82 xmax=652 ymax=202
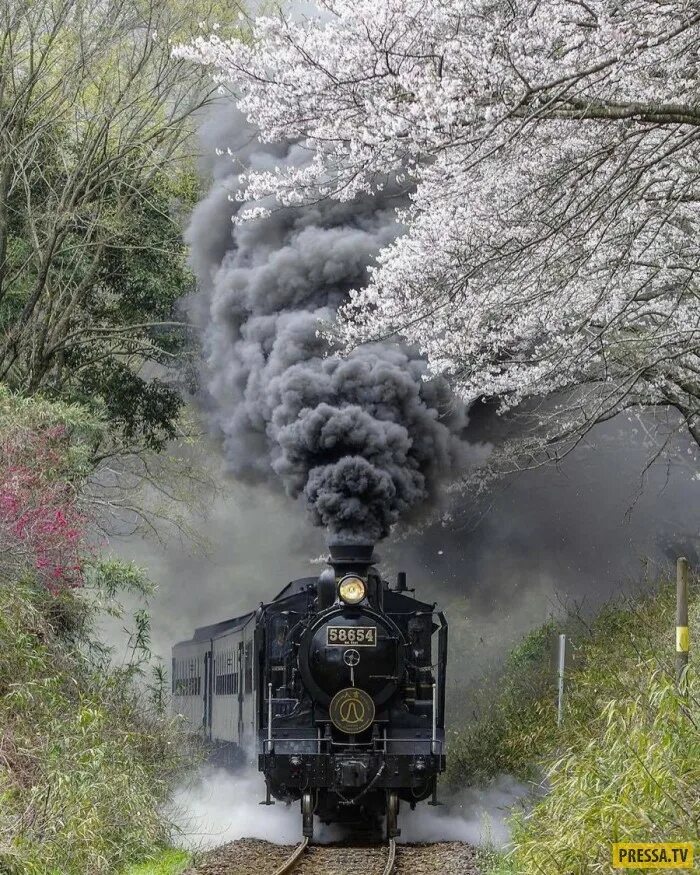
xmin=447 ymin=622 xmax=557 ymax=786
xmin=121 ymin=848 xmax=191 ymax=875
xmin=61 ymin=171 xmax=199 ymax=452
xmin=86 ymin=558 xmax=155 ymax=602
xmin=452 ymin=581 xmax=699 ymax=875
xmin=0 ymin=578 xmax=196 ymax=875
xmin=0 ymin=392 xmax=202 ymax=873
xmin=511 ymin=588 xmax=699 ymax=875
xmin=1 ymin=159 xmax=195 ymax=450
xmin=0 ymin=384 xmax=105 ymax=476
xmin=477 ymin=848 xmax=520 ymax=875
xmin=0 ymin=0 xmax=250 ymax=453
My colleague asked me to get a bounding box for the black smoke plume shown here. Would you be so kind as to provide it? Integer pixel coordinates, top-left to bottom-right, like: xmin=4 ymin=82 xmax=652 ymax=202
xmin=185 ymin=112 xmax=473 ymax=542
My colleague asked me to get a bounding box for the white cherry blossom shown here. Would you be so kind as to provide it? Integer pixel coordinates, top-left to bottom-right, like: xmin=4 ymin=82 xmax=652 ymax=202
xmin=175 ymin=0 xmax=700 ymax=469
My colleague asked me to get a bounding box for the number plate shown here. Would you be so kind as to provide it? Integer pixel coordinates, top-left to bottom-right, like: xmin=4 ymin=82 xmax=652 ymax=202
xmin=327 ymin=626 xmax=377 ymax=646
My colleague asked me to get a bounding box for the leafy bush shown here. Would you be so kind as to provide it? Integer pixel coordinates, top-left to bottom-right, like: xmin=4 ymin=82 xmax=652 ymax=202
xmin=511 ymin=588 xmax=699 ymax=874
xmin=0 ymin=575 xmax=196 ymax=874
xmin=455 ymin=581 xmax=699 ymax=874
xmin=446 ymin=622 xmax=558 ymax=786
xmin=0 ymin=386 xmax=102 ymax=592
xmin=0 ymin=390 xmax=200 ymax=873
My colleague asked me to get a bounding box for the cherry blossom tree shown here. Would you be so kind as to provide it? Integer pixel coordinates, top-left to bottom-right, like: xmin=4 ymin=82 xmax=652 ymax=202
xmin=176 ymin=0 xmax=700 ymax=474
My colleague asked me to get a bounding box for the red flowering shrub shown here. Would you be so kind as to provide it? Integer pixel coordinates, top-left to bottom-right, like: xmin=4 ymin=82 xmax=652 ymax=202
xmin=0 ymin=421 xmax=91 ymax=592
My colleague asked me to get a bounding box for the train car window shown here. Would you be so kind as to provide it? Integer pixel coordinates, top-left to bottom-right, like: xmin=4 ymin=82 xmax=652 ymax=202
xmin=215 ymin=648 xmax=238 ymax=695
xmin=174 ymin=675 xmax=200 ymax=696
xmin=172 ymin=657 xmax=201 ymax=696
xmin=269 ymin=616 xmax=290 ymax=660
xmin=173 ymin=659 xmax=183 ymax=695
xmin=215 ymin=673 xmax=236 ymax=694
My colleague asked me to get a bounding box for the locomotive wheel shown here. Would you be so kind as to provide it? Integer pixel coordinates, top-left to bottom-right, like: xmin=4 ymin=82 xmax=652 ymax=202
xmin=302 ymin=791 xmax=314 ymax=840
xmin=386 ymin=790 xmax=400 ymax=838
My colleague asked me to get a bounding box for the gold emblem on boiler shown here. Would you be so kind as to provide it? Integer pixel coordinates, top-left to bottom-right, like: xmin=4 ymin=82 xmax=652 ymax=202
xmin=329 ymin=687 xmax=375 ymax=734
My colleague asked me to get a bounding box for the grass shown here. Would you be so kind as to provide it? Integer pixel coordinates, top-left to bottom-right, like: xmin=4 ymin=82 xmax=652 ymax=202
xmin=0 ymin=580 xmax=198 ymax=875
xmin=476 ymin=848 xmax=519 ymax=875
xmin=121 ymin=848 xmax=191 ymax=874
xmin=451 ymin=575 xmax=699 ymax=875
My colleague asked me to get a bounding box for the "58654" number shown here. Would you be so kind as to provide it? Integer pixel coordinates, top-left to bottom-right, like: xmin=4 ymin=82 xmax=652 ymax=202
xmin=327 ymin=626 xmax=377 ymax=646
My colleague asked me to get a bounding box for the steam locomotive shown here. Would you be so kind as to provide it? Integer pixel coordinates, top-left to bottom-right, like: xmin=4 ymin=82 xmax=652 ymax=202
xmin=171 ymin=543 xmax=447 ymax=839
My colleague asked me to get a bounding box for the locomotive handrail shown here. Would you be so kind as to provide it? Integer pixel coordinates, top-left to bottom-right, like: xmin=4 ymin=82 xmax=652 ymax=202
xmin=267 ymin=682 xmax=273 ymax=752
xmin=260 ymin=735 xmax=444 ymax=752
xmin=259 ymin=734 xmax=445 ymax=743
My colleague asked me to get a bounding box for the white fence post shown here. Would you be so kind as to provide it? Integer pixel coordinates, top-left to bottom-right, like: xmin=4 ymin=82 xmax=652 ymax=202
xmin=557 ymin=634 xmax=566 ymax=726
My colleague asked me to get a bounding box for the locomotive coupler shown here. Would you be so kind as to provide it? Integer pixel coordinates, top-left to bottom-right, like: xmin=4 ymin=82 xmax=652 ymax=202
xmin=337 ymin=758 xmax=368 ymax=787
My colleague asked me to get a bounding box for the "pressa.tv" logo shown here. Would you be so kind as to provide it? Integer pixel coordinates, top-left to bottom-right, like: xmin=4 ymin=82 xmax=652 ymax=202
xmin=612 ymin=843 xmax=694 ymax=869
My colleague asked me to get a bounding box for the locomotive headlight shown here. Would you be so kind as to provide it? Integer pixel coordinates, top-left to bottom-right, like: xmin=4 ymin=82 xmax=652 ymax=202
xmin=338 ymin=575 xmax=366 ymax=605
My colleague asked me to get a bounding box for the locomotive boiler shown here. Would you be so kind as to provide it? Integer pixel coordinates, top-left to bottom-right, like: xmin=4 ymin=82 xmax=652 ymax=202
xmin=171 ymin=543 xmax=447 ymax=839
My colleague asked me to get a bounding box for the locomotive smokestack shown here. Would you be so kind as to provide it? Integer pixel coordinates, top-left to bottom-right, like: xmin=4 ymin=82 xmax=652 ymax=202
xmin=327 ymin=540 xmax=382 ymax=608
xmin=328 ymin=542 xmax=375 ymax=564
xmin=327 ymin=541 xmax=378 ymax=578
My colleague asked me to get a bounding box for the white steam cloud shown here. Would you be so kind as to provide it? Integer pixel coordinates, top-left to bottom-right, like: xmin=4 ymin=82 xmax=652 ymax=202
xmin=169 ymin=767 xmax=530 ymax=851
xmin=170 ymin=768 xmax=299 ymax=850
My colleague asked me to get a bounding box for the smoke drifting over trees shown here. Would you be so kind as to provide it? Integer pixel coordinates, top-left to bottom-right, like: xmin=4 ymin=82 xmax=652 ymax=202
xmin=185 ymin=112 xmax=475 ymax=542
xmin=177 ymin=0 xmax=700 ymax=478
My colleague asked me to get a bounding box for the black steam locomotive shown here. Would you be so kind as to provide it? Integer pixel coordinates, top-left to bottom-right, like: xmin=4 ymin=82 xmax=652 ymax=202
xmin=171 ymin=543 xmax=447 ymax=839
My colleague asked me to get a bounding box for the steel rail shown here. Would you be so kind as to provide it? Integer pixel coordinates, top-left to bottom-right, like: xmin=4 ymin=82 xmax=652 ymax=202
xmin=271 ymin=837 xmax=309 ymax=875
xmin=271 ymin=836 xmax=395 ymax=875
xmin=383 ymin=838 xmax=397 ymax=875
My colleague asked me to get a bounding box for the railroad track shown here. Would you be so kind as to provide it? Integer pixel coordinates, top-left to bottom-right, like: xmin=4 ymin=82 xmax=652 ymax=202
xmin=271 ymin=837 xmax=308 ymax=875
xmin=384 ymin=837 xmax=396 ymax=874
xmin=272 ymin=837 xmax=396 ymax=875
xmin=184 ymin=837 xmax=480 ymax=875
